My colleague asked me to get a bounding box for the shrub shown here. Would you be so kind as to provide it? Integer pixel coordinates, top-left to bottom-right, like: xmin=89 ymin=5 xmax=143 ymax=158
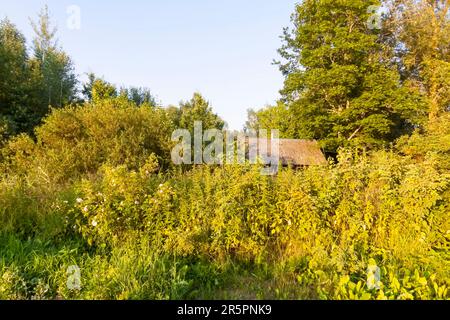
xmin=1 ymin=99 xmax=174 ymax=184
xmin=63 ymin=149 xmax=449 ymax=300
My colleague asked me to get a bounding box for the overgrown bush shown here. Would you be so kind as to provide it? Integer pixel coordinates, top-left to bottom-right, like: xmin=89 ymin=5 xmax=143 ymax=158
xmin=1 ymin=100 xmax=174 ymax=184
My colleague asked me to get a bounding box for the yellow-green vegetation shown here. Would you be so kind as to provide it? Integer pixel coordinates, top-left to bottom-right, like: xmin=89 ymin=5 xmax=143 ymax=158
xmin=1 ymin=0 xmax=449 ymax=300
xmin=1 ymin=100 xmax=449 ymax=300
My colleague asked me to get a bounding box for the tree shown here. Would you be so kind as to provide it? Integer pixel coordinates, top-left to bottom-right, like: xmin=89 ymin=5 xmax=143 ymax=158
xmin=82 ymin=73 xmax=117 ymax=103
xmin=245 ymin=102 xmax=293 ymax=137
xmin=82 ymin=73 xmax=157 ymax=107
xmin=91 ymin=78 xmax=117 ymax=103
xmin=119 ymin=87 xmax=157 ymax=107
xmin=1 ymin=8 xmax=79 ymax=137
xmin=0 ymin=19 xmax=33 ymax=135
xmin=171 ymin=93 xmax=225 ymax=133
xmin=276 ymin=0 xmax=425 ymax=152
xmin=81 ymin=72 xmax=97 ymax=102
xmin=30 ymin=6 xmax=78 ymax=110
xmin=386 ymin=0 xmax=450 ymax=121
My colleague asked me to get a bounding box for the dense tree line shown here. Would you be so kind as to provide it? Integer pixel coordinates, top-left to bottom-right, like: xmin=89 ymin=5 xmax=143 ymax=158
xmin=1 ymin=1 xmax=448 ymax=157
xmin=0 ymin=1 xmax=449 ymax=301
xmin=248 ymin=0 xmax=449 ymax=154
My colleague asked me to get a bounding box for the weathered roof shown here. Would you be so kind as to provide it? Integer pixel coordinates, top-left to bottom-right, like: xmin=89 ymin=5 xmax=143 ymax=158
xmin=247 ymin=138 xmax=327 ymax=166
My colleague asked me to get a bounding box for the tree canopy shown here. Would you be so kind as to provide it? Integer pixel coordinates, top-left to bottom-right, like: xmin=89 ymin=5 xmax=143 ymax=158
xmin=247 ymin=0 xmax=449 ymax=153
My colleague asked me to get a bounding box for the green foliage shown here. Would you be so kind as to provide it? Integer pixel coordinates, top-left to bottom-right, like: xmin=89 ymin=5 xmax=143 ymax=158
xmin=397 ymin=113 xmax=450 ymax=170
xmin=0 ymin=8 xmax=78 ymax=137
xmin=268 ymin=0 xmax=427 ymax=152
xmin=170 ymin=92 xmax=225 ymax=133
xmin=245 ymin=102 xmax=293 ymax=137
xmin=1 ymin=147 xmax=449 ymax=300
xmin=29 ymin=6 xmax=78 ymax=111
xmin=0 ymin=235 xmax=196 ymax=300
xmin=82 ymin=73 xmax=157 ymax=107
xmin=1 ymin=100 xmax=174 ymax=184
xmin=91 ymin=78 xmax=118 ymax=103
xmin=0 ymin=19 xmax=34 ymax=136
xmin=119 ymin=87 xmax=157 ymax=107
xmin=386 ymin=0 xmax=450 ymax=120
xmin=0 ymin=1 xmax=449 ymax=301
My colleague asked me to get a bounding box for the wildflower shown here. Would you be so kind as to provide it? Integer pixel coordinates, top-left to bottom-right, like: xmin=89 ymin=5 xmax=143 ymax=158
xmin=287 ymin=219 xmax=292 ymax=226
xmin=134 ymin=200 xmax=140 ymax=205
xmin=83 ymin=206 xmax=88 ymax=212
xmin=76 ymin=198 xmax=83 ymax=204
xmin=367 ymin=259 xmax=381 ymax=290
xmin=92 ymin=220 xmax=98 ymax=227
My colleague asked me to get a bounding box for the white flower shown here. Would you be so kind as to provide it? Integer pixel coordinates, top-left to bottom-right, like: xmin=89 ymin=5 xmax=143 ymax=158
xmin=92 ymin=220 xmax=98 ymax=227
xmin=83 ymin=206 xmax=88 ymax=212
xmin=134 ymin=200 xmax=140 ymax=205
xmin=159 ymin=184 xmax=164 ymax=188
xmin=76 ymin=198 xmax=83 ymax=204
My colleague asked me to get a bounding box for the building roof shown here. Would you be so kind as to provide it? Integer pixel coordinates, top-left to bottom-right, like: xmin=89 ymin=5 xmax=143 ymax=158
xmin=247 ymin=138 xmax=327 ymax=166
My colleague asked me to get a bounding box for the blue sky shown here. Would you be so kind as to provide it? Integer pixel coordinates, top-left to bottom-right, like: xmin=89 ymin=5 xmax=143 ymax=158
xmin=1 ymin=0 xmax=296 ymax=129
